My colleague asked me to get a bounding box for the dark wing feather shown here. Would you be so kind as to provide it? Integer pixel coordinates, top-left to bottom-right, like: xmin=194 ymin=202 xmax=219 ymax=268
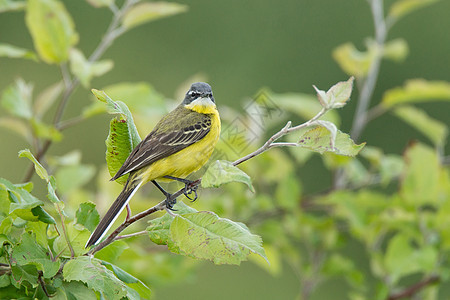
xmin=111 ymin=109 xmax=211 ymax=181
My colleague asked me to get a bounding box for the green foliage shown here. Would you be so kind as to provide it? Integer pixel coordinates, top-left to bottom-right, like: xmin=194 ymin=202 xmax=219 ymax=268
xmin=25 ymin=0 xmax=78 ymax=64
xmin=381 ymin=79 xmax=450 ymax=107
xmin=93 ymin=89 xmax=142 ymax=184
xmin=63 ymin=257 xmax=129 ymax=299
xmin=0 ymin=43 xmax=37 ymax=61
xmin=202 ymin=160 xmax=255 ymax=192
xmin=0 ymin=0 xmax=448 ymax=299
xmin=69 ymin=49 xmax=114 ymax=88
xmin=121 ymin=2 xmax=188 ymax=30
xmin=313 ymin=76 xmax=354 ymax=109
xmin=388 ymin=0 xmax=440 ymax=21
xmin=171 ymin=211 xmax=267 ymax=265
xmin=297 ymin=126 xmax=365 ymax=156
xmin=393 ymin=105 xmax=448 ymax=146
xmin=11 ymin=232 xmax=60 ymax=278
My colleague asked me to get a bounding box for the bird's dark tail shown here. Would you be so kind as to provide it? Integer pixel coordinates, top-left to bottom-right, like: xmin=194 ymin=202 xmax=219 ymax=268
xmin=85 ymin=176 xmax=142 ymax=248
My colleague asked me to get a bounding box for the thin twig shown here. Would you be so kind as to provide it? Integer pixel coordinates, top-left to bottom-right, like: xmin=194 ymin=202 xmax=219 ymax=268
xmin=56 ymin=203 xmax=75 ymax=258
xmin=115 ymin=230 xmax=148 ymax=241
xmin=335 ymin=0 xmax=388 ymax=189
xmin=387 ymin=275 xmax=440 ymax=300
xmin=87 ymin=200 xmax=165 ymax=255
xmin=233 ymin=107 xmax=327 ymax=167
xmin=37 ymin=271 xmax=50 ymax=297
xmin=365 ymin=103 xmax=387 ymax=123
xmin=350 ymin=0 xmax=387 ymax=141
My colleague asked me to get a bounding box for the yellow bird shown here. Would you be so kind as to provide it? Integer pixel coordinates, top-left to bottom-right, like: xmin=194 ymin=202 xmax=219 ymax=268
xmin=86 ymin=82 xmax=221 ymax=247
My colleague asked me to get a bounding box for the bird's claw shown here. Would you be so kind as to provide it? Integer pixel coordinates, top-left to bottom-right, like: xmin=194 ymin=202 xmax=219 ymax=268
xmin=183 ymin=183 xmax=198 ymax=202
xmin=164 ymin=194 xmax=177 ymax=211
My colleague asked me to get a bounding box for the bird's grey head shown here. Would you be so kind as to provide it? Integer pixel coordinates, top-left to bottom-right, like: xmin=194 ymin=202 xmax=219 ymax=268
xmin=183 ymin=82 xmax=214 ymax=105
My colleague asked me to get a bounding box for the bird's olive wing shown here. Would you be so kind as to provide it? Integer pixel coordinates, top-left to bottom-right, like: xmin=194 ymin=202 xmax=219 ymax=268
xmin=111 ymin=115 xmax=212 ymax=180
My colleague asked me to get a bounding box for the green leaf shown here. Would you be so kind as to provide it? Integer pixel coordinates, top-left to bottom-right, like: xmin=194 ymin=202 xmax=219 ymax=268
xmin=379 ymin=154 xmax=404 ymax=186
xmin=0 ymin=178 xmax=44 ymax=213
xmin=31 ymin=206 xmax=56 ymax=224
xmin=0 ymin=274 xmax=10 ymax=288
xmin=63 ymin=256 xmax=128 ymax=300
xmin=94 ymin=240 xmax=128 ymax=262
xmin=108 ymin=263 xmax=151 ymax=299
xmin=100 ymin=260 xmax=151 ymax=298
xmin=48 ymin=150 xmax=82 ymax=167
xmin=30 ymin=118 xmax=62 ymax=141
xmin=170 ymin=211 xmax=268 ymax=265
xmin=202 ymin=160 xmax=255 ymax=192
xmin=0 ymin=117 xmax=31 ymax=142
xmin=10 ymin=264 xmax=39 ymax=288
xmin=384 ymin=234 xmax=438 ymax=283
xmin=381 ymin=79 xmax=450 ymax=108
xmin=275 ymin=175 xmax=301 ymax=210
xmin=400 ymin=143 xmax=440 ymax=205
xmin=25 ymin=221 xmax=50 ymax=248
xmin=101 ymin=261 xmax=138 ymax=284
xmin=1 ymin=79 xmax=33 ymax=120
xmin=315 ymin=120 xmax=337 ymax=148
xmin=0 ymin=43 xmax=37 ymax=61
xmin=383 ymin=38 xmax=409 ymax=62
xmin=76 ymin=202 xmax=99 ymax=232
xmin=55 ymin=164 xmax=96 ymax=193
xmin=92 ymin=89 xmax=141 ymax=146
xmin=25 ymin=0 xmax=78 ymax=64
xmin=297 ymin=126 xmax=365 ymax=156
xmin=84 ymin=0 xmax=113 ymax=8
xmin=0 ymin=0 xmax=25 ymax=12
xmin=11 ymin=232 xmax=60 ymax=278
xmin=388 ymin=0 xmax=439 ymax=21
xmin=332 ymin=41 xmax=376 ymax=78
xmin=18 ymin=149 xmax=49 ymax=181
xmin=92 ymin=89 xmax=142 ymax=184
xmin=147 ymin=201 xmax=196 ymax=247
xmin=69 ymin=48 xmax=113 ymax=88
xmin=47 ymin=177 xmax=61 ymax=203
xmin=0 ymin=216 xmax=13 ymax=235
xmin=122 ymin=2 xmax=188 ymax=30
xmin=33 ymin=81 xmax=64 ymax=119
xmin=61 ymin=281 xmax=96 ymax=300
xmin=53 ymin=223 xmax=90 ymax=257
xmin=313 ymin=77 xmax=354 ymax=109
xmin=393 ymin=105 xmax=448 ymax=146
xmin=105 ymin=118 xmax=134 ymax=185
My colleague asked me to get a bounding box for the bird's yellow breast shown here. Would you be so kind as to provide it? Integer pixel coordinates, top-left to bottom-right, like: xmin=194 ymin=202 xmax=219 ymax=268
xmin=141 ymin=102 xmax=220 ymax=183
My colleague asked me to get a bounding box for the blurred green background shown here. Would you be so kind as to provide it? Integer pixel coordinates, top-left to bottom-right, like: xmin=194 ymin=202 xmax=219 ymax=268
xmin=1 ymin=0 xmax=449 ymax=299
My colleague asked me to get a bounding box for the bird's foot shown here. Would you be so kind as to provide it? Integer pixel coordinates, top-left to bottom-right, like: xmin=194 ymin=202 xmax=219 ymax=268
xmin=164 ymin=176 xmax=200 ymax=202
xmin=164 ymin=193 xmax=177 ymax=211
xmin=183 ymin=183 xmax=198 ymax=202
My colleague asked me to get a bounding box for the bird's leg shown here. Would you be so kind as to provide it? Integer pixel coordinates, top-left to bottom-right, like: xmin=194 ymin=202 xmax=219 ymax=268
xmin=164 ymin=176 xmax=198 ymax=202
xmin=152 ymin=180 xmax=177 ymax=210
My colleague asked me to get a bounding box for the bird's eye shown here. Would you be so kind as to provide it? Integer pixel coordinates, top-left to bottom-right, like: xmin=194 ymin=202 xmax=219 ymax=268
xmin=190 ymin=91 xmax=200 ymax=98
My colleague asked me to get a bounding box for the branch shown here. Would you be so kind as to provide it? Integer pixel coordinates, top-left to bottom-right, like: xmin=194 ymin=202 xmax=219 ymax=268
xmin=87 ymin=183 xmax=196 ymax=255
xmin=115 ymin=230 xmax=148 ymax=241
xmin=350 ymin=0 xmax=387 ymax=141
xmin=335 ymin=0 xmax=388 ymax=189
xmin=233 ymin=107 xmax=327 ymax=167
xmin=387 ymin=275 xmax=440 ymax=300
